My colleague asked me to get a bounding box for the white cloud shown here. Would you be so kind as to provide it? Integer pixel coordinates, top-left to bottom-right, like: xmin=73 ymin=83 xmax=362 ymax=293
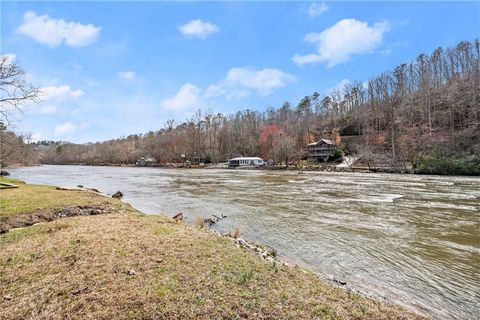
xmin=161 ymin=83 xmax=201 ymax=110
xmin=307 ymin=2 xmax=328 ymax=18
xmin=205 ymin=66 xmax=296 ymax=99
xmin=161 ymin=67 xmax=295 ymax=111
xmin=293 ymin=19 xmax=390 ymax=67
xmin=179 ymin=19 xmax=219 ymax=39
xmin=17 ymin=11 xmax=101 ymax=47
xmin=54 ymin=122 xmax=77 ymax=136
xmin=40 ymin=85 xmax=84 ymax=101
xmin=35 ymin=86 xmax=83 ymax=114
xmin=117 ymin=71 xmax=136 ymax=80
xmin=291 ymin=53 xmax=323 ymax=65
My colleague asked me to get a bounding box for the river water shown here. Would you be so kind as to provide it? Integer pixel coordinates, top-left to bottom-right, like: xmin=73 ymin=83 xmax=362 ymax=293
xmin=7 ymin=165 xmax=480 ymax=319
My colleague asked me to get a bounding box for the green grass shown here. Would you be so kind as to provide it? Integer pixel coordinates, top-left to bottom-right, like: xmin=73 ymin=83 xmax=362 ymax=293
xmin=0 ymin=179 xmax=426 ymax=319
xmin=0 ymin=178 xmax=117 ymax=218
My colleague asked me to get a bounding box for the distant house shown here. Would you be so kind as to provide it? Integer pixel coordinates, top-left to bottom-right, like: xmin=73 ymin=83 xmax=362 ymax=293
xmin=307 ymin=139 xmax=336 ymax=162
xmin=135 ymin=157 xmax=156 ymax=166
xmin=228 ymin=157 xmax=265 ymax=168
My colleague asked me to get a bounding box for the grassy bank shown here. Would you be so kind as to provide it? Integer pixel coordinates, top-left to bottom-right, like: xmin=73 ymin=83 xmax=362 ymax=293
xmin=0 ymin=178 xmax=425 ymax=319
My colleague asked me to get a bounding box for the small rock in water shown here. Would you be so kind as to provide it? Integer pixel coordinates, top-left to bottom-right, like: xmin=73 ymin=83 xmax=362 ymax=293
xmin=112 ymin=191 xmax=123 ymax=199
xmin=0 ymin=170 xmax=10 ymax=176
xmin=77 ymin=185 xmax=84 ymax=188
xmin=236 ymin=239 xmax=248 ymax=247
xmin=203 ymin=218 xmax=215 ymax=226
xmin=172 ymin=212 xmax=183 ymax=221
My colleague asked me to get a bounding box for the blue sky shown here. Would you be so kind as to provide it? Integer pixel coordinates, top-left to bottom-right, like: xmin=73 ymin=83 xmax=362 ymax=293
xmin=1 ymin=1 xmax=479 ymax=143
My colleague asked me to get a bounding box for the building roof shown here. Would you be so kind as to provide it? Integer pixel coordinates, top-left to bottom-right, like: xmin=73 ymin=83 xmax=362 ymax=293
xmin=229 ymin=157 xmax=264 ymax=161
xmin=308 ymin=139 xmax=334 ymax=146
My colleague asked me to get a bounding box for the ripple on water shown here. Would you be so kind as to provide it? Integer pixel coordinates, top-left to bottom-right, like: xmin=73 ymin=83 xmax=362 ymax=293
xmin=7 ymin=165 xmax=480 ymax=320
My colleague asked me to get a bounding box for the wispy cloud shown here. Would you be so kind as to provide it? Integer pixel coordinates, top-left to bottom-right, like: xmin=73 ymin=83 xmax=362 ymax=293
xmin=38 ymin=105 xmax=58 ymax=114
xmin=40 ymin=85 xmax=84 ymax=101
xmin=54 ymin=121 xmax=77 ymax=136
xmin=54 ymin=121 xmax=89 ymax=136
xmin=307 ymin=2 xmax=328 ymax=18
xmin=293 ymin=19 xmax=390 ymax=67
xmin=32 ymin=85 xmax=84 ymax=115
xmin=17 ymin=11 xmax=101 ymax=47
xmin=205 ymin=66 xmax=296 ymax=100
xmin=178 ymin=19 xmax=219 ymax=39
xmin=326 ymin=79 xmax=350 ymax=95
xmin=117 ymin=71 xmax=136 ymax=80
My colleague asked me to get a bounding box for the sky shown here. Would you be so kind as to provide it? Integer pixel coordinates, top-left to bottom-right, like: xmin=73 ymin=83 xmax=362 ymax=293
xmin=1 ymin=1 xmax=479 ymax=143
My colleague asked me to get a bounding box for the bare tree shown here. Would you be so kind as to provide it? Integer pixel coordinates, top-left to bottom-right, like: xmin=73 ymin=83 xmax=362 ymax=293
xmin=0 ymin=55 xmax=40 ymax=123
xmin=271 ymin=133 xmax=297 ymax=166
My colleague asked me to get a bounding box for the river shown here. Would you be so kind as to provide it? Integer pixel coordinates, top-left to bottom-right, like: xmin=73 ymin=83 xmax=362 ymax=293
xmin=7 ymin=165 xmax=479 ymax=319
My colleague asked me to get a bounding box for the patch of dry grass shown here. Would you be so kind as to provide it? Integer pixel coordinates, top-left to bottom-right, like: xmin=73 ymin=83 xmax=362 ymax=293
xmin=194 ymin=215 xmax=205 ymax=228
xmin=230 ymin=226 xmax=242 ymax=239
xmin=0 ymin=180 xmax=426 ymax=319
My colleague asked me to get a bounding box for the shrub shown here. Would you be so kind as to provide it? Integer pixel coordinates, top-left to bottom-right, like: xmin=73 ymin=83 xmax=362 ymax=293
xmin=328 ymin=149 xmax=343 ymax=162
xmin=204 ymin=154 xmax=212 ymax=164
xmin=416 ymin=154 xmax=480 ymax=176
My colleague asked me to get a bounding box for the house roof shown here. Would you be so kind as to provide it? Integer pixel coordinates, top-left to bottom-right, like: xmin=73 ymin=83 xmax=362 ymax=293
xmin=229 ymin=157 xmax=264 ymax=161
xmin=308 ymin=139 xmax=334 ymax=146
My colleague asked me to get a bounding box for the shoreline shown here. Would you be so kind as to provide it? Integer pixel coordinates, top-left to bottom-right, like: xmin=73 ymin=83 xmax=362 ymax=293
xmin=8 ymin=162 xmax=480 ymax=177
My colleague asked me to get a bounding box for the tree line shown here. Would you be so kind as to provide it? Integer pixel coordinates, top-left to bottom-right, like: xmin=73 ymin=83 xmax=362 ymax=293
xmin=2 ymin=39 xmax=479 ymax=174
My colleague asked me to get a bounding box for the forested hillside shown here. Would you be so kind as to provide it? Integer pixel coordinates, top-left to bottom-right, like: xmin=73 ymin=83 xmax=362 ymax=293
xmin=5 ymin=39 xmax=480 ymax=174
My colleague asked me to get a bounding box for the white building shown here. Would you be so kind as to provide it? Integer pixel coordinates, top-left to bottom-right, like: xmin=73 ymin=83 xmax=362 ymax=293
xmin=228 ymin=157 xmax=265 ymax=168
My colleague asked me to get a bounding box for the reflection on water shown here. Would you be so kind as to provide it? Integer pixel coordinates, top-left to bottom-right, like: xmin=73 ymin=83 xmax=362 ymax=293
xmin=8 ymin=165 xmax=480 ymax=319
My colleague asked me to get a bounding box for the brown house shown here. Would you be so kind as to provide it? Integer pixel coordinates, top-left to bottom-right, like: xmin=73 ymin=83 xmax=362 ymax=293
xmin=307 ymin=139 xmax=336 ymax=162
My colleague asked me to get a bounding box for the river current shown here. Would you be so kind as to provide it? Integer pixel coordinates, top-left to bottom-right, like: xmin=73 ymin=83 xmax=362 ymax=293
xmin=8 ymin=165 xmax=480 ymax=319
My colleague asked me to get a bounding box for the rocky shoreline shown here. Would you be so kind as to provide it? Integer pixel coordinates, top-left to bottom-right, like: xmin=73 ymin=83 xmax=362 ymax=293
xmin=20 ymin=162 xmax=419 ymax=175
xmin=207 ymin=228 xmax=392 ymax=306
